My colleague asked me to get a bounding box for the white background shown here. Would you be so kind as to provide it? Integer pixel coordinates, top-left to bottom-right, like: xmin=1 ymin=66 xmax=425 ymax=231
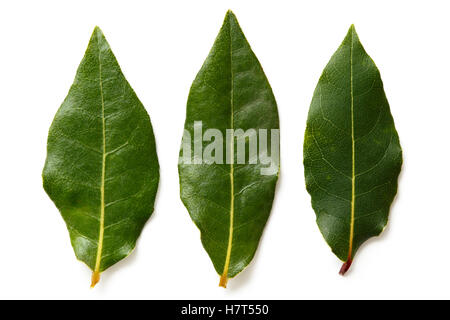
xmin=0 ymin=0 xmax=448 ymax=299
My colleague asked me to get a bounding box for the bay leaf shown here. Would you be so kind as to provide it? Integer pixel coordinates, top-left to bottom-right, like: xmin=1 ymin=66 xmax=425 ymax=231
xmin=304 ymin=25 xmax=402 ymax=274
xmin=178 ymin=11 xmax=279 ymax=287
xmin=42 ymin=27 xmax=159 ymax=287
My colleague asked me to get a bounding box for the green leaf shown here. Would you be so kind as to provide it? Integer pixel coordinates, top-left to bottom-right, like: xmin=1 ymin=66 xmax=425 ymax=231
xmin=42 ymin=27 xmax=159 ymax=287
xmin=304 ymin=25 xmax=402 ymax=275
xmin=178 ymin=11 xmax=279 ymax=287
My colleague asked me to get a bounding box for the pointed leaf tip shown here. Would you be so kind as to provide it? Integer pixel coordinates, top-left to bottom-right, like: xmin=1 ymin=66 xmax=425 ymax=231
xmin=343 ymin=24 xmax=360 ymax=46
xmin=346 ymin=24 xmax=356 ymax=36
xmin=349 ymin=24 xmax=359 ymax=38
xmin=93 ymin=26 xmax=103 ymax=35
xmin=225 ymin=9 xmax=237 ymax=22
xmin=90 ymin=26 xmax=106 ymax=44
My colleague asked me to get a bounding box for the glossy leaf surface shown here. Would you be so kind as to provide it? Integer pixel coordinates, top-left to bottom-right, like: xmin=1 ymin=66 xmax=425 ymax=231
xmin=304 ymin=25 xmax=402 ymax=274
xmin=178 ymin=11 xmax=279 ymax=287
xmin=43 ymin=27 xmax=159 ymax=286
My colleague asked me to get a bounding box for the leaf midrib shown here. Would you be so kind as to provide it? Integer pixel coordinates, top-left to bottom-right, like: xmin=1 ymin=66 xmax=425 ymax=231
xmin=349 ymin=29 xmax=356 ymax=263
xmin=92 ymin=38 xmax=106 ymax=286
xmin=220 ymin=20 xmax=235 ymax=288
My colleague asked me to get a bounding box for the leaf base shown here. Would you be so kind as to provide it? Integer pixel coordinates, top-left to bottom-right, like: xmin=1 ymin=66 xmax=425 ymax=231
xmin=90 ymin=271 xmax=100 ymax=288
xmin=339 ymin=259 xmax=353 ymax=276
xmin=219 ymin=275 xmax=228 ymax=288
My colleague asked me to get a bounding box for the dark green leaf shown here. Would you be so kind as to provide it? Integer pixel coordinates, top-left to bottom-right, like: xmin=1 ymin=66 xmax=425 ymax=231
xmin=304 ymin=25 xmax=402 ymax=274
xmin=178 ymin=11 xmax=279 ymax=287
xmin=42 ymin=27 xmax=159 ymax=287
